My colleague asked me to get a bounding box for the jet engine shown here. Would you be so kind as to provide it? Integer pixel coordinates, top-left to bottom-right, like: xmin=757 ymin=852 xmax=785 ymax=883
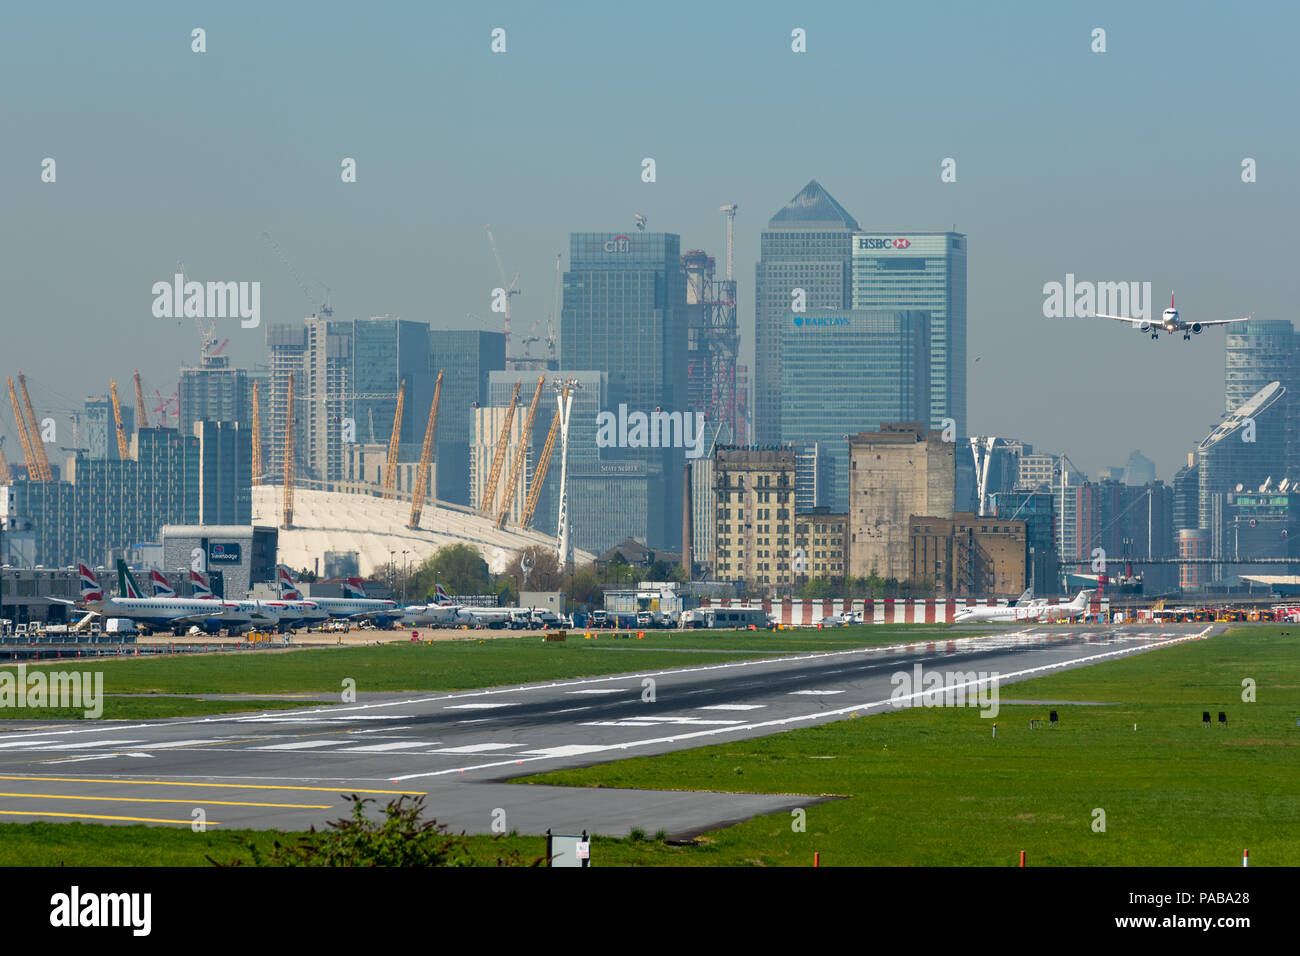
xmin=1192 ymin=323 xmax=1203 ymax=334
xmin=1139 ymin=320 xmax=1151 ymax=332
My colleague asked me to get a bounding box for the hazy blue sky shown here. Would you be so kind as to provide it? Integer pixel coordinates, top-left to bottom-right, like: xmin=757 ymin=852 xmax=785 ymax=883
xmin=2 ymin=0 xmax=1295 ymax=481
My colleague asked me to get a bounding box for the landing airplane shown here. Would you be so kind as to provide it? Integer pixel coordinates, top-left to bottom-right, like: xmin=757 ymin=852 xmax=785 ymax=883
xmin=1097 ymin=292 xmax=1251 ymax=341
xmin=953 ymin=589 xmax=1095 ymax=624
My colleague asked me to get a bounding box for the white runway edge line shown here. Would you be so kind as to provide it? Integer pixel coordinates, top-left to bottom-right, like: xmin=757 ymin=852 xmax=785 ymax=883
xmin=388 ymin=628 xmax=1213 ymax=781
xmin=0 ymin=626 xmax=1191 ymax=746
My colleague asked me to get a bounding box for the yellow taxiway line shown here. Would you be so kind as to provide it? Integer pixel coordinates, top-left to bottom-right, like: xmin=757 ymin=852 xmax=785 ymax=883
xmin=0 ymin=775 xmax=424 ymax=794
xmin=0 ymin=792 xmax=330 ymax=809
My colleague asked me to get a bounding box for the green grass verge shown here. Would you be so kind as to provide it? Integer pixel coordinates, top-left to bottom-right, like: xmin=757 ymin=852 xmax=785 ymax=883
xmin=502 ymin=625 xmax=1300 ymax=866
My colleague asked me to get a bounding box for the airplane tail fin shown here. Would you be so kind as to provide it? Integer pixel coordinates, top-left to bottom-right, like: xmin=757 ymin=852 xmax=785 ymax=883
xmin=79 ymin=563 xmax=105 ymax=603
xmin=1170 ymin=291 xmax=1175 ymax=309
xmin=149 ymin=568 xmax=176 ymax=598
xmin=1075 ymin=589 xmax=1096 ymax=607
xmin=343 ymin=577 xmax=368 ymax=599
xmin=277 ymin=564 xmax=302 ymax=599
xmin=117 ymin=560 xmax=143 ymax=599
xmin=435 ymin=583 xmax=452 ymax=606
xmin=189 ymin=568 xmax=216 ymax=599
xmin=1015 ymin=587 xmax=1033 ymax=605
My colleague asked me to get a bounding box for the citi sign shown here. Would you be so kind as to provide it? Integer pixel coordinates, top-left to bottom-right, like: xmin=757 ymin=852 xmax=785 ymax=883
xmin=857 ymin=237 xmax=911 ymax=250
xmin=604 ymin=235 xmax=632 ymax=253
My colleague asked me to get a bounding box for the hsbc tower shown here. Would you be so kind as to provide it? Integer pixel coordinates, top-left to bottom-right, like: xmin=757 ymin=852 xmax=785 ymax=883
xmin=851 ymin=232 xmax=967 ymax=440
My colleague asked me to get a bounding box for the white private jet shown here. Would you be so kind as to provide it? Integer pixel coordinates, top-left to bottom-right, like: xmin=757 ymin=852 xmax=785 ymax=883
xmin=953 ymin=590 xmax=1094 ymax=624
xmin=1097 ymin=292 xmax=1251 ymax=341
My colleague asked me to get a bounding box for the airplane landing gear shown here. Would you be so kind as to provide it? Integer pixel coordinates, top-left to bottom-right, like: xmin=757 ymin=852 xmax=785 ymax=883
xmin=1183 ymin=333 xmax=1191 ymax=340
xmin=1151 ymin=332 xmax=1159 ymax=340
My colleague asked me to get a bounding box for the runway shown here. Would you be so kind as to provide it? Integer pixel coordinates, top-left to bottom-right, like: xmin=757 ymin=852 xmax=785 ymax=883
xmin=0 ymin=624 xmax=1217 ymax=838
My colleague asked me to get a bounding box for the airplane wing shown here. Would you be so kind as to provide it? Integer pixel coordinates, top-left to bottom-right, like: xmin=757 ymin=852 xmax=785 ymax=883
xmin=1094 ymin=313 xmax=1149 ymax=327
xmin=344 ymin=608 xmax=396 ymax=621
xmin=1191 ymin=314 xmax=1253 ymax=327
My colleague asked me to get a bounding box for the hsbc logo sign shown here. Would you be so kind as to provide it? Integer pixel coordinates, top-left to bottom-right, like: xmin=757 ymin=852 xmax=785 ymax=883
xmin=857 ymin=237 xmax=911 ymax=250
xmin=603 ymin=235 xmax=632 ymax=253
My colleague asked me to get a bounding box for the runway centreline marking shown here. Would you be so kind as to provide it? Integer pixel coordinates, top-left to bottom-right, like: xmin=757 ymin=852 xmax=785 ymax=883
xmin=0 ymin=775 xmax=425 ymax=794
xmin=0 ymin=810 xmax=222 ymax=825
xmin=389 ymin=628 xmax=1214 ymax=782
xmin=0 ymin=792 xmax=332 ymax=809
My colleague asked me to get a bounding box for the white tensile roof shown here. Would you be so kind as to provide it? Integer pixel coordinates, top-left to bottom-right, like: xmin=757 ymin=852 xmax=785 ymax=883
xmin=251 ymin=486 xmax=589 ymax=576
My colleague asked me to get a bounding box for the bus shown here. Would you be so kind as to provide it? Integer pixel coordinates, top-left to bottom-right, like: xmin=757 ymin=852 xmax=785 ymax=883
xmin=696 ymin=607 xmax=773 ymax=630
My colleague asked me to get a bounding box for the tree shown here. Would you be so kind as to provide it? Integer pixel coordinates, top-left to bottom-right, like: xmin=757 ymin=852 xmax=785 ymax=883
xmin=565 ymin=564 xmax=602 ymax=609
xmin=407 ymin=544 xmax=491 ymax=601
xmin=601 ymin=553 xmax=637 ymax=588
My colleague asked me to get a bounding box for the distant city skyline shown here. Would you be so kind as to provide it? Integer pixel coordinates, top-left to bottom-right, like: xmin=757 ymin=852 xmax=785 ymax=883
xmin=3 ymin=1 xmax=1296 ymax=483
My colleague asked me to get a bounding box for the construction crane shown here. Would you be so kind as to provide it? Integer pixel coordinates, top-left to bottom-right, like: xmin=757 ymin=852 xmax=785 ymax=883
xmin=177 ymin=259 xmax=219 ymax=361
xmin=132 ymin=370 xmax=150 ymax=428
xmin=485 ymin=225 xmax=519 ymax=358
xmin=479 ymin=379 xmax=519 ymax=516
xmin=408 ymin=370 xmax=443 ymax=529
xmin=495 ymin=376 xmax=544 ymax=528
xmin=283 ymin=372 xmax=295 ymax=527
xmin=381 ymin=378 xmax=406 ymax=499
xmin=0 ymin=440 xmax=11 ymax=485
xmin=7 ymin=377 xmax=41 ymax=480
xmin=153 ymin=389 xmax=178 ymax=426
xmin=250 ymin=381 xmax=263 ymax=483
xmin=262 ymin=232 xmax=333 ymax=317
xmin=16 ymin=372 xmax=53 ymax=481
xmin=520 ymin=406 xmax=560 ymax=529
xmin=108 ymin=380 xmax=131 ymax=460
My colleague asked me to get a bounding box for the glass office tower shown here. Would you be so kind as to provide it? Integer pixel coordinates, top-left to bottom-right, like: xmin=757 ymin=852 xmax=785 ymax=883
xmin=852 ymin=232 xmax=967 ymax=439
xmin=561 ymin=232 xmax=687 ymax=549
xmin=778 ymin=309 xmax=930 ymax=512
xmin=754 ymin=181 xmax=859 ymax=444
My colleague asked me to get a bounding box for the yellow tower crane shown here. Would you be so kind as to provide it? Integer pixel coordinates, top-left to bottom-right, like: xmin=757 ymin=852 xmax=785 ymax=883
xmin=250 ymin=381 xmax=263 ymax=483
xmin=283 ymin=372 xmax=295 ymax=528
xmin=109 ymin=380 xmax=131 ymax=460
xmin=7 ymin=377 xmax=42 ymax=481
xmin=132 ymin=370 xmax=150 ymax=428
xmin=382 ymin=379 xmax=406 ymax=499
xmin=408 ymin=370 xmax=443 ymax=529
xmin=520 ymin=405 xmax=561 ymax=529
xmin=16 ymin=372 xmax=54 ymax=481
xmin=480 ymin=380 xmax=520 ymax=516
xmin=495 ymin=376 xmax=544 ymax=529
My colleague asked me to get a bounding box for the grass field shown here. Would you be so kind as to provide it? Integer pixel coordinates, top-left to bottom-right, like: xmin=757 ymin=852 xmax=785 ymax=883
xmin=492 ymin=624 xmax=1300 ymax=866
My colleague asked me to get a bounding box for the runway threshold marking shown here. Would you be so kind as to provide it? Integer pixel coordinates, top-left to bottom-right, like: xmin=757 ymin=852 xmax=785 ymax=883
xmin=0 ymin=775 xmax=425 ymax=795
xmin=0 ymin=792 xmax=332 ymax=809
xmin=0 ymin=810 xmax=222 ymax=826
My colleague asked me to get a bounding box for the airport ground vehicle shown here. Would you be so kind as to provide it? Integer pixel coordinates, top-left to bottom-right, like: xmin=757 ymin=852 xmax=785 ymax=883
xmin=697 ymin=607 xmax=773 ymax=630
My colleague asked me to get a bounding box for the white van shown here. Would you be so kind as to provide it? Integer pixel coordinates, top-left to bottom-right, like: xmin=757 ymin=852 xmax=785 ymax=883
xmin=105 ymin=618 xmax=139 ymax=635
